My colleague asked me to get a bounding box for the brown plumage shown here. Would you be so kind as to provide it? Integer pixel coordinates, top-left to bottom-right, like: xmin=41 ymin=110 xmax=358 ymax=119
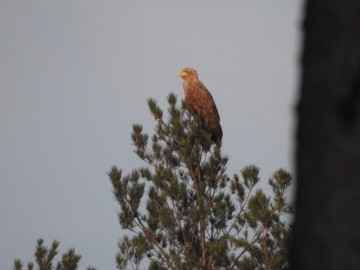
xmin=177 ymin=67 xmax=223 ymax=143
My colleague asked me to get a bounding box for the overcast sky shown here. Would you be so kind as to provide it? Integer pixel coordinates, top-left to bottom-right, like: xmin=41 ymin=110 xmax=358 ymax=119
xmin=0 ymin=1 xmax=302 ymax=269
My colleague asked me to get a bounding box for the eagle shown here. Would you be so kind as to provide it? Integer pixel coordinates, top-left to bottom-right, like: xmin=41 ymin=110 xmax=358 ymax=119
xmin=177 ymin=67 xmax=223 ymax=143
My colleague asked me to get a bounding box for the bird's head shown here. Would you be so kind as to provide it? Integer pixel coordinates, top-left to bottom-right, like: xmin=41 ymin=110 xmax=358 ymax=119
xmin=177 ymin=67 xmax=199 ymax=81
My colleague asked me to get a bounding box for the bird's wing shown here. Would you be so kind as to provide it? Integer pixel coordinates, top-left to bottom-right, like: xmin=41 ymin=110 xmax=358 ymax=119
xmin=198 ymin=81 xmax=221 ymax=121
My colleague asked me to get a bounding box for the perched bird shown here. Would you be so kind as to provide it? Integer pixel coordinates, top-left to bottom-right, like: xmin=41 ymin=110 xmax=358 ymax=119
xmin=177 ymin=67 xmax=223 ymax=143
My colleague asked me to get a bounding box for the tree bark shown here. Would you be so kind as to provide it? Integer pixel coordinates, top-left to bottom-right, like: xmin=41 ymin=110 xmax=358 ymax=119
xmin=291 ymin=1 xmax=360 ymax=269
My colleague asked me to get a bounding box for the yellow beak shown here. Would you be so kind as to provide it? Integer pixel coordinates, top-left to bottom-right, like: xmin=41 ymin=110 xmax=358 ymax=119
xmin=177 ymin=71 xmax=187 ymax=78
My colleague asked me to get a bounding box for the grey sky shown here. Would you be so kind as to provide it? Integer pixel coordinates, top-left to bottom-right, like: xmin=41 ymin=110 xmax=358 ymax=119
xmin=0 ymin=1 xmax=301 ymax=269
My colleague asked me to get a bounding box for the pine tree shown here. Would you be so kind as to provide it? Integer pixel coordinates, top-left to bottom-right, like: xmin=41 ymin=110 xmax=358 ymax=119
xmin=109 ymin=93 xmax=293 ymax=270
xmin=13 ymin=239 xmax=96 ymax=270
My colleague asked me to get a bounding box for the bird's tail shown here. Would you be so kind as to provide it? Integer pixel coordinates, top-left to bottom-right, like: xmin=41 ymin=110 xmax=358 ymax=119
xmin=210 ymin=125 xmax=223 ymax=144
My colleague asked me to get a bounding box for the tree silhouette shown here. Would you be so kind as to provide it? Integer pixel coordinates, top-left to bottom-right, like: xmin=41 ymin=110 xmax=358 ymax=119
xmin=291 ymin=1 xmax=360 ymax=269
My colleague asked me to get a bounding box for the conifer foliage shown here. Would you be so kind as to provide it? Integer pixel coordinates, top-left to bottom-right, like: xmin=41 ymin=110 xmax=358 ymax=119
xmin=12 ymin=239 xmax=96 ymax=270
xmin=109 ymin=93 xmax=293 ymax=270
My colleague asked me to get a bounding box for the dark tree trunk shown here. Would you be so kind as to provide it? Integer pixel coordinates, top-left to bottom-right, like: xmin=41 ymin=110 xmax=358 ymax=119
xmin=291 ymin=1 xmax=360 ymax=269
